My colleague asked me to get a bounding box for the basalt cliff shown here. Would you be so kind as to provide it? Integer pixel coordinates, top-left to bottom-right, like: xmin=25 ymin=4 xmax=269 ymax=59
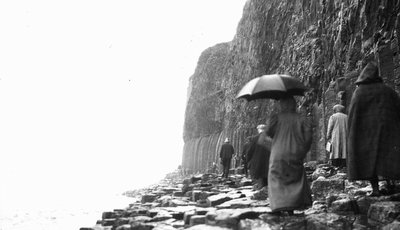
xmin=182 ymin=0 xmax=400 ymax=172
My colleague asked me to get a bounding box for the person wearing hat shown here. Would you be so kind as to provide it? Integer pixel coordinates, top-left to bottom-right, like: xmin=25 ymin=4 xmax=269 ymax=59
xmin=326 ymin=104 xmax=348 ymax=168
xmin=219 ymin=138 xmax=235 ymax=178
xmin=266 ymin=96 xmax=312 ymax=214
xmin=348 ymin=61 xmax=400 ymax=196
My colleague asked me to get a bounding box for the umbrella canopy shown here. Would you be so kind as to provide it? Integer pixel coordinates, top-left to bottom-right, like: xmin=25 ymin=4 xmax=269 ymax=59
xmin=236 ymin=74 xmax=308 ymax=100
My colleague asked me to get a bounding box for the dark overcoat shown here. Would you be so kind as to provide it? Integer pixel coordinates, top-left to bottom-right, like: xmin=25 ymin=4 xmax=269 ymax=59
xmin=347 ymin=63 xmax=400 ymax=180
xmin=241 ymin=141 xmax=252 ymax=165
xmin=220 ymin=143 xmax=234 ymax=160
xmin=247 ymin=132 xmax=271 ymax=180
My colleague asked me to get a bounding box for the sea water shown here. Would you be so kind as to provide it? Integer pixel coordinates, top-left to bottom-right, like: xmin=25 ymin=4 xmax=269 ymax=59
xmin=0 ymin=188 xmax=138 ymax=230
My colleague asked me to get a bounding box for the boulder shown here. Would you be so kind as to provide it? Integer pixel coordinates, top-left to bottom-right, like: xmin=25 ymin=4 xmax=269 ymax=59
xmin=306 ymin=213 xmax=352 ymax=229
xmin=129 ymin=216 xmax=152 ymax=223
xmin=304 ymin=161 xmax=318 ymax=171
xmin=195 ymin=207 xmax=216 ymax=215
xmin=330 ymin=198 xmax=358 ymax=213
xmin=172 ymin=191 xmax=184 ymax=197
xmin=115 ymin=217 xmax=132 ymax=226
xmin=161 ymin=186 xmax=181 ymax=194
xmin=102 ymin=219 xmax=116 ymax=226
xmin=102 ymin=212 xmax=116 ymax=219
xmin=168 ymin=198 xmax=194 ymax=207
xmin=216 ymin=197 xmax=256 ymax=209
xmin=249 ymin=200 xmax=270 ymax=207
xmin=382 ymin=220 xmax=400 ymax=230
xmin=150 ymin=210 xmax=173 ymax=222
xmin=196 ymin=199 xmax=210 ymax=207
xmin=251 ymin=187 xmax=268 ymax=200
xmin=115 ymin=225 xmax=132 ymax=230
xmin=356 ymin=196 xmax=390 ymax=215
xmin=206 ymin=207 xmax=270 ymax=228
xmin=305 ymin=202 xmax=327 ymax=215
xmin=238 ymin=219 xmax=273 ymax=230
xmin=158 ymin=195 xmax=173 ymax=207
xmin=239 ymin=178 xmax=253 ymax=187
xmin=191 ymin=190 xmax=202 ymax=201
xmin=130 ymin=222 xmax=155 ymax=230
xmin=368 ymin=201 xmax=400 ymax=224
xmin=206 ymin=193 xmax=232 ymax=206
xmin=311 ymin=177 xmax=345 ymax=200
xmin=184 ymin=210 xmax=196 ymax=225
xmin=259 ymin=213 xmax=307 ymax=230
xmin=141 ymin=194 xmax=157 ymax=203
xmin=311 ymin=164 xmax=335 ymax=180
xmin=171 ymin=220 xmax=185 ymax=228
xmin=189 ymin=215 xmax=206 ymax=226
xmin=185 ymin=224 xmax=231 ymax=230
xmin=191 ymin=175 xmax=203 ymax=183
xmin=152 ymin=225 xmax=178 ymax=230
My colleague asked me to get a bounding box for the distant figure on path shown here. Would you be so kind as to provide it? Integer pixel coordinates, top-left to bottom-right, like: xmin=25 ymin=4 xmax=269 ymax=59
xmin=348 ymin=62 xmax=400 ymax=196
xmin=241 ymin=136 xmax=252 ymax=177
xmin=219 ymin=138 xmax=234 ymax=178
xmin=267 ymin=96 xmax=312 ymax=214
xmin=247 ymin=124 xmax=271 ymax=189
xmin=326 ymin=104 xmax=348 ymax=168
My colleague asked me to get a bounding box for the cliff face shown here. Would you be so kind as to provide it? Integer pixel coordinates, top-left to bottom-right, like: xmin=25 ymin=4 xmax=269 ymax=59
xmin=182 ymin=0 xmax=400 ymax=171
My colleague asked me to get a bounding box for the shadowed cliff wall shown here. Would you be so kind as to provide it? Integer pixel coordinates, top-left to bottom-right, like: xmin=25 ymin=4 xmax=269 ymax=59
xmin=182 ymin=0 xmax=400 ymax=172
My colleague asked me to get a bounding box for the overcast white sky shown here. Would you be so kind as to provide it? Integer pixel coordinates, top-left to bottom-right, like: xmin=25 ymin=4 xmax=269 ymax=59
xmin=0 ymin=0 xmax=247 ymax=209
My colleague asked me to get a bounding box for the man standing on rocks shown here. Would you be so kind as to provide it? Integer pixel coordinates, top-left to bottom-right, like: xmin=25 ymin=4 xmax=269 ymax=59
xmin=348 ymin=62 xmax=400 ymax=196
xmin=219 ymin=138 xmax=235 ymax=178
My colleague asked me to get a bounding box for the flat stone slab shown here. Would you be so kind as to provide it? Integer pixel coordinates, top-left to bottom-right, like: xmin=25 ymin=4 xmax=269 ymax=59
xmin=185 ymin=224 xmax=231 ymax=230
xmin=306 ymin=213 xmax=352 ymax=230
xmin=330 ymin=198 xmax=358 ymax=213
xmin=239 ymin=219 xmax=273 ymax=230
xmin=356 ymin=195 xmax=391 ymax=215
xmin=206 ymin=207 xmax=271 ymax=228
xmin=311 ymin=177 xmax=345 ymax=201
xmin=382 ymin=220 xmax=400 ymax=230
xmin=259 ymin=213 xmax=307 ymax=230
xmin=189 ymin=215 xmax=206 ymax=226
xmin=368 ymin=201 xmax=400 ymax=224
xmin=152 ymin=224 xmax=178 ymax=230
xmin=216 ymin=197 xmax=257 ymax=209
xmin=160 ymin=205 xmax=197 ymax=213
xmin=207 ymin=193 xmax=232 ymax=206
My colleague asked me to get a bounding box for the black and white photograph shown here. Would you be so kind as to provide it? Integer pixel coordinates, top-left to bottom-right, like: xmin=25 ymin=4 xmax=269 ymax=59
xmin=1 ymin=0 xmax=400 ymax=229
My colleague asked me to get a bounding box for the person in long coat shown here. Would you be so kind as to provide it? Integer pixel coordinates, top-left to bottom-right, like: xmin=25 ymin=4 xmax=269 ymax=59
xmin=241 ymin=136 xmax=252 ymax=177
xmin=348 ymin=62 xmax=400 ymax=196
xmin=266 ymin=96 xmax=312 ymax=214
xmin=219 ymin=138 xmax=235 ymax=178
xmin=247 ymin=124 xmax=271 ymax=189
xmin=326 ymin=104 xmax=348 ymax=168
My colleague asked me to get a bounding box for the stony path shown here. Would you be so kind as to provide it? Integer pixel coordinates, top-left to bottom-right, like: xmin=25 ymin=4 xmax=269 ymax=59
xmin=80 ymin=163 xmax=400 ymax=230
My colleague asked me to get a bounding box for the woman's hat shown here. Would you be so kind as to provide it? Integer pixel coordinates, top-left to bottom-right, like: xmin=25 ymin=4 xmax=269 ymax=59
xmin=257 ymin=124 xmax=266 ymax=130
xmin=333 ymin=104 xmax=345 ymax=112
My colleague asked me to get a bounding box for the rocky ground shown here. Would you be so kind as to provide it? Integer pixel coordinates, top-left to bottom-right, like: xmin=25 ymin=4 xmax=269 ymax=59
xmin=80 ymin=163 xmax=400 ymax=230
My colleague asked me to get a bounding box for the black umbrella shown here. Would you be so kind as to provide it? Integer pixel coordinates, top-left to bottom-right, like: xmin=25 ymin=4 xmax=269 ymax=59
xmin=236 ymin=74 xmax=308 ymax=101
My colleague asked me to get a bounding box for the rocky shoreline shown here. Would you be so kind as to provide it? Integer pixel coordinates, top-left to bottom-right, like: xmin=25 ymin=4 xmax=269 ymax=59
xmin=80 ymin=163 xmax=400 ymax=230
